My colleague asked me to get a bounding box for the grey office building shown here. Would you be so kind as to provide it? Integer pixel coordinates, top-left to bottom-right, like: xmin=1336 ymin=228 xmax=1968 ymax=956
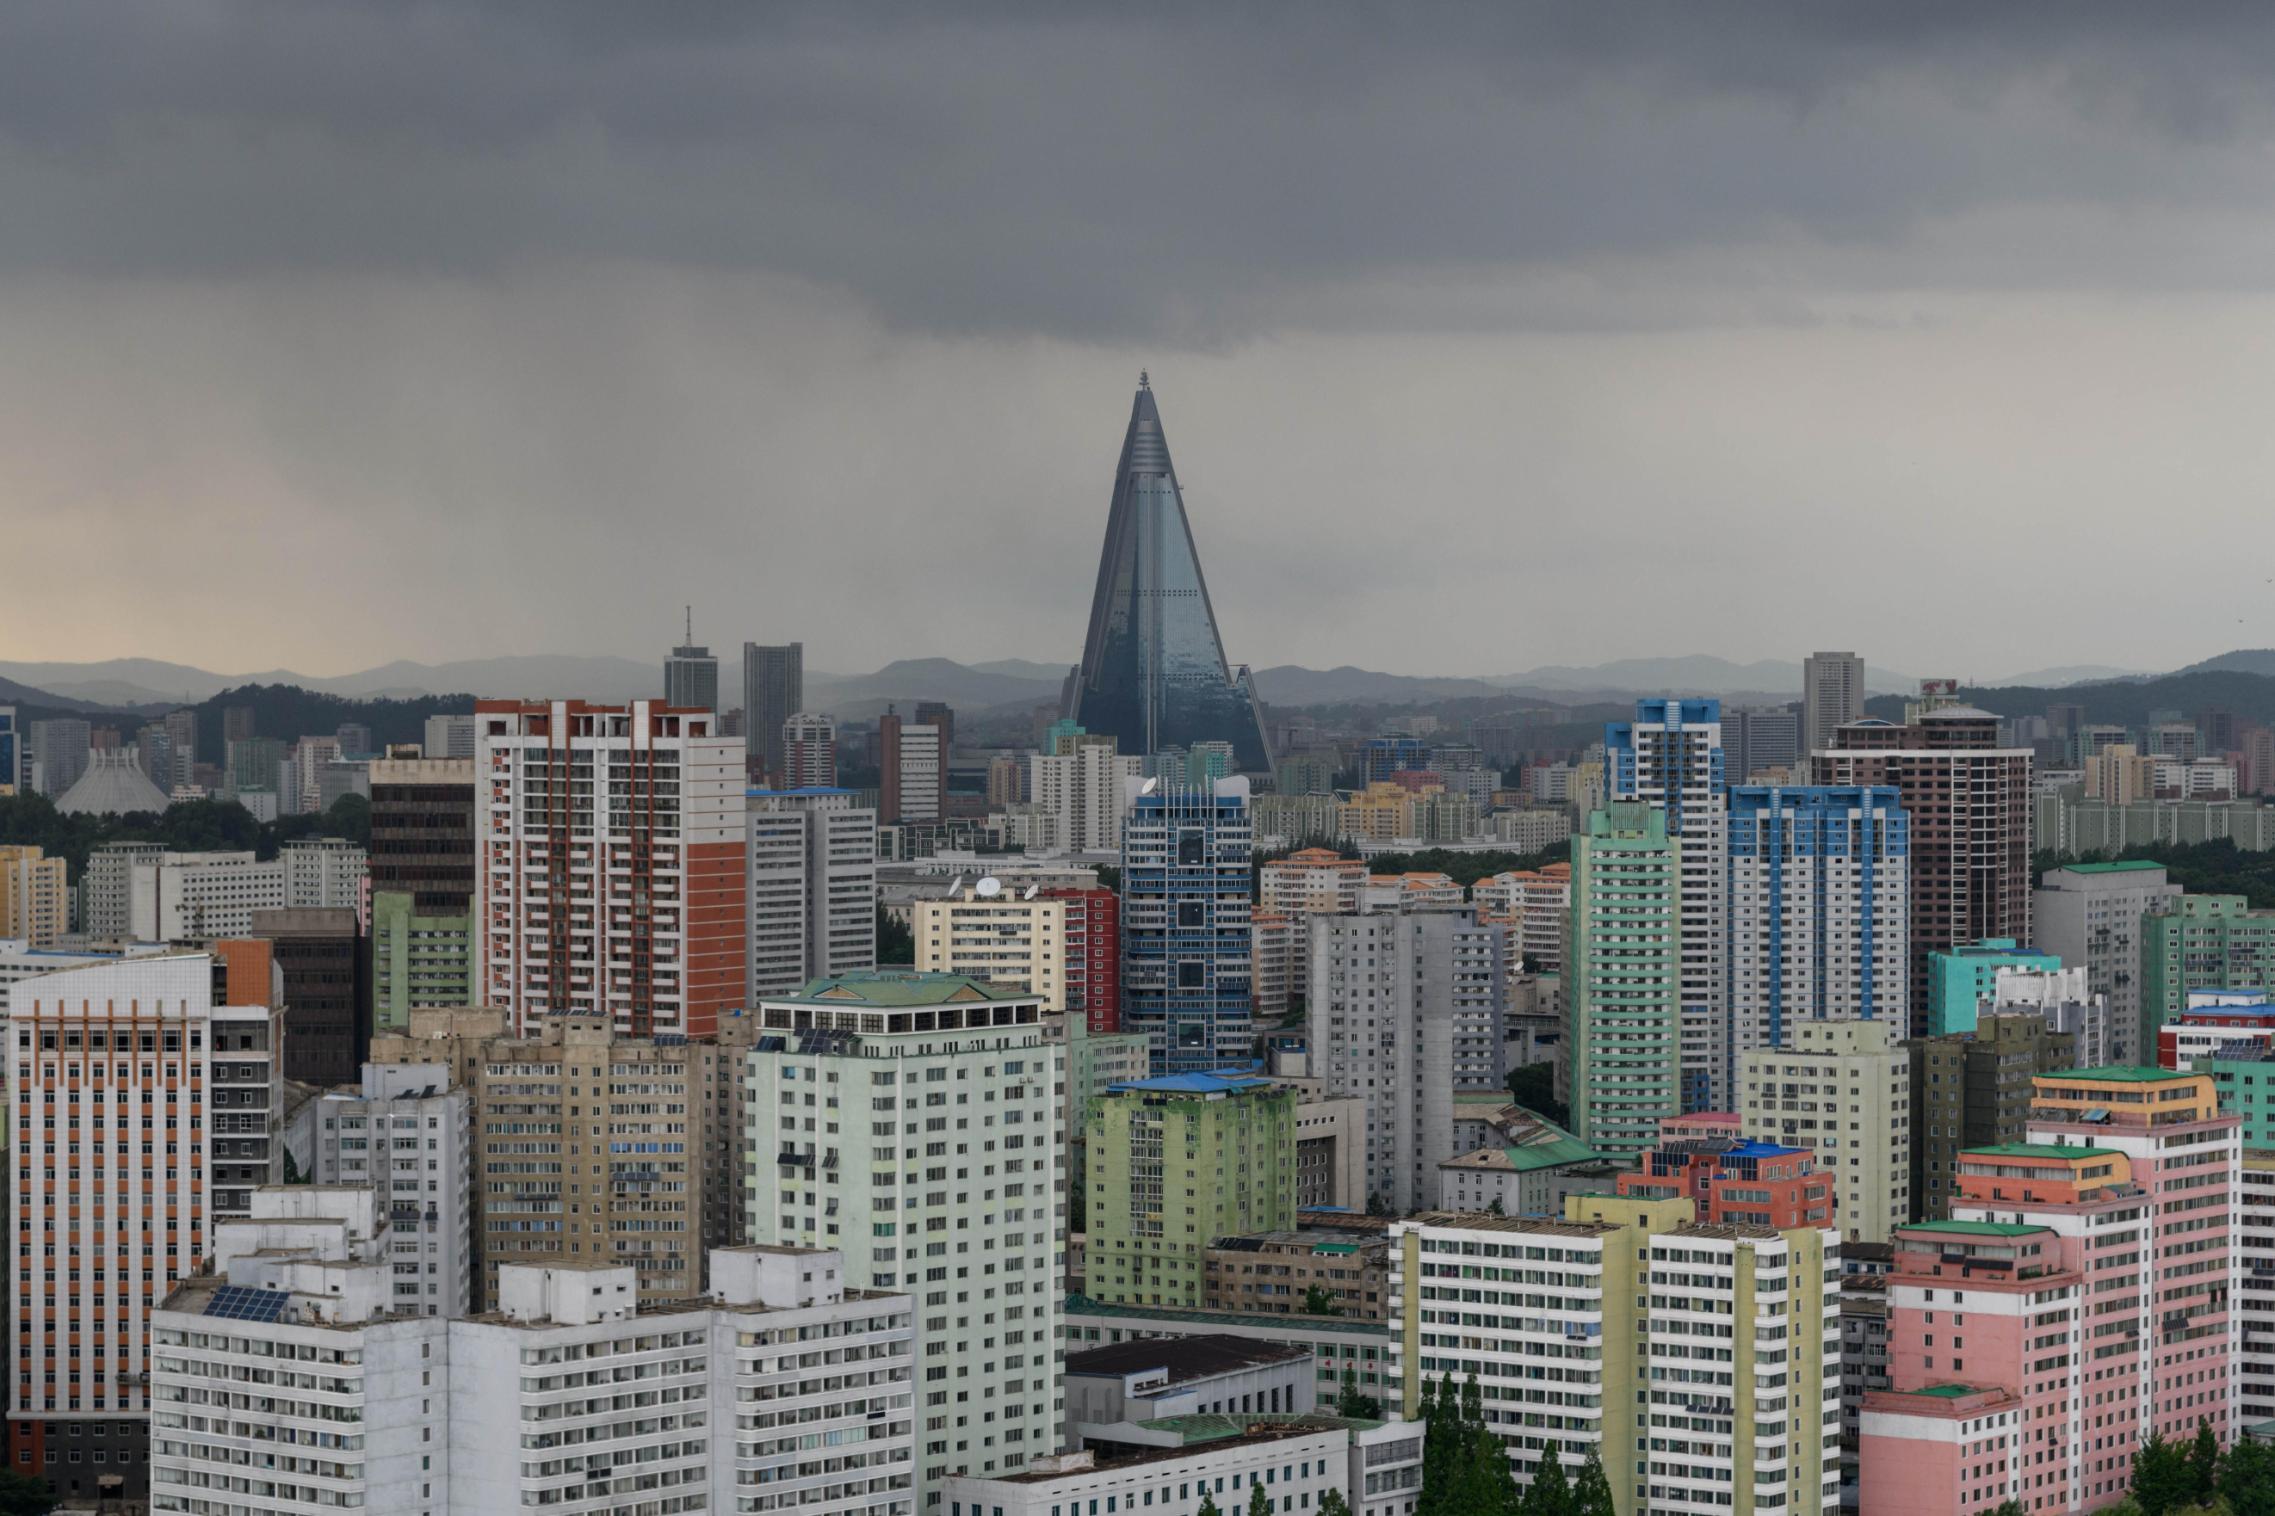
xmin=743 ymin=641 xmax=803 ymax=781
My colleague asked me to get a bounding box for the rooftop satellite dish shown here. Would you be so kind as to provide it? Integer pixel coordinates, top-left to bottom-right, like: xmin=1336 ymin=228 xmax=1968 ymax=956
xmin=947 ymin=875 xmax=966 ymax=897
xmin=1023 ymin=885 xmax=1038 ymax=900
xmin=977 ymin=876 xmax=1003 ymax=898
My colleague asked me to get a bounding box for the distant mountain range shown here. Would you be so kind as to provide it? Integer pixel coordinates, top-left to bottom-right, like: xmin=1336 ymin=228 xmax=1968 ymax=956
xmin=0 ymin=650 xmax=2181 ymax=719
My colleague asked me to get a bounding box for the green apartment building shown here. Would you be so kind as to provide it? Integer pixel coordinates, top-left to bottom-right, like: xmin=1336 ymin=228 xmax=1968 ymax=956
xmin=1569 ymin=802 xmax=1683 ymax=1158
xmin=370 ymin=890 xmax=475 ymax=1032
xmin=2141 ymin=893 xmax=2275 ymax=1046
xmin=1924 ymin=938 xmax=2063 ymax=1036
xmin=1087 ymin=1070 xmax=1296 ymax=1309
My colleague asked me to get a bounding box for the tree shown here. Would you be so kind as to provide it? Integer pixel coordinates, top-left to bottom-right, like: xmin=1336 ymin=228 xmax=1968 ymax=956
xmin=1196 ymin=1495 xmax=1220 ymax=1516
xmin=1303 ymin=1283 xmax=1344 ymax=1316
xmin=0 ymin=1471 xmax=55 ymax=1516
xmin=1520 ymin=1445 xmax=1574 ymax=1516
xmin=1336 ymin=1366 xmax=1380 ymax=1420
xmin=2132 ymin=1431 xmax=2195 ymax=1516
xmin=1505 ymin=1062 xmax=1570 ymax=1128
xmin=1317 ymin=1493 xmax=1352 ymax=1516
xmin=1247 ymin=1481 xmax=1271 ymax=1516
xmin=876 ymin=904 xmax=914 ymax=965
xmin=2219 ymin=1433 xmax=2275 ymax=1516
xmin=1570 ymin=1448 xmax=1615 ymax=1516
xmin=2190 ymin=1418 xmax=2220 ymax=1503
xmin=1980 ymin=1502 xmax=2026 ymax=1516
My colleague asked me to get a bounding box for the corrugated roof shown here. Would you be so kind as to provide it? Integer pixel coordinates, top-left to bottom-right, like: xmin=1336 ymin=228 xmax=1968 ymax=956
xmin=1902 ymin=1220 xmax=2046 ymax=1238
xmin=2040 ymin=1066 xmax=2191 ymax=1083
xmin=1965 ymin=1143 xmax=2120 ymax=1160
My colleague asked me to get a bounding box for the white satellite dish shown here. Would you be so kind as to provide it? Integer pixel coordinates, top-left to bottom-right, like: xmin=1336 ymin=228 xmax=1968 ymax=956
xmin=947 ymin=875 xmax=966 ymax=897
xmin=1023 ymin=885 xmax=1038 ymax=900
xmin=976 ymin=876 xmax=1003 ymax=898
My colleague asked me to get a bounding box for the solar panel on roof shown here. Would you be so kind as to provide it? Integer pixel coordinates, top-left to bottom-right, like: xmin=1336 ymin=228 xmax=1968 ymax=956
xmin=205 ymin=1285 xmax=287 ymax=1323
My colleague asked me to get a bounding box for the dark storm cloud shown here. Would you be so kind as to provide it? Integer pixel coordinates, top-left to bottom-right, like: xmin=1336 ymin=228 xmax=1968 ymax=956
xmin=6 ymin=2 xmax=2275 ymax=338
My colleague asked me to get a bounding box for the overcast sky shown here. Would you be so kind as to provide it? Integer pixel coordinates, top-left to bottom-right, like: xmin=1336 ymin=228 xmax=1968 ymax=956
xmin=6 ymin=2 xmax=2275 ymax=680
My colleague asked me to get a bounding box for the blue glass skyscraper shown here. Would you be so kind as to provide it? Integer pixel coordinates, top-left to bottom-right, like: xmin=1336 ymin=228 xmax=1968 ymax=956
xmin=1067 ymin=377 xmax=1272 ymax=773
xmin=1119 ymin=775 xmax=1255 ymax=1073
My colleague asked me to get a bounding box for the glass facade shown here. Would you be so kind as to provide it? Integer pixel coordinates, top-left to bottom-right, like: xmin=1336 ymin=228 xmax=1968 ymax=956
xmin=1069 ymin=379 xmax=1272 ymax=773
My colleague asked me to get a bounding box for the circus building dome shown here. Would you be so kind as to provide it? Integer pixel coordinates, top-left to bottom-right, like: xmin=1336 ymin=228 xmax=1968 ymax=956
xmin=56 ymin=749 xmax=171 ymax=816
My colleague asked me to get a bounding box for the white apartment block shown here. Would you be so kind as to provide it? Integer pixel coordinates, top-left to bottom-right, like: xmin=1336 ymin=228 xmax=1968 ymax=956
xmin=424 ymin=713 xmax=477 ymax=760
xmin=476 ymin=699 xmax=747 ymax=1038
xmin=893 ymin=723 xmax=945 ymax=825
xmin=1030 ymin=743 xmax=1142 ymax=853
xmin=1307 ymin=913 xmax=1507 ymax=1213
xmin=2241 ymin=1152 xmax=2275 ymax=1428
xmin=915 ymin=887 xmax=1069 ymax=1011
xmin=288 ymin=736 xmax=341 ymax=815
xmin=744 ymin=972 xmax=1063 ymax=1509
xmin=1250 ymin=911 xmax=1299 ymax=1022
xmin=748 ymin=788 xmax=879 ymax=998
xmin=1738 ymin=1018 xmax=1912 ymax=1245
xmin=310 ymin=1062 xmax=475 ymax=1318
xmin=280 ymin=836 xmax=369 ymax=913
xmin=1492 ymin=807 xmax=1574 ymax=853
xmin=944 ymin=1417 xmax=1422 ymax=1516
xmin=1258 ymin=850 xmax=1368 ymax=917
xmin=1471 ymin=868 xmax=1569 ymax=973
xmin=8 ymin=953 xmax=281 ymax=1496
xmin=150 ymin=1210 xmax=917 ymax=1516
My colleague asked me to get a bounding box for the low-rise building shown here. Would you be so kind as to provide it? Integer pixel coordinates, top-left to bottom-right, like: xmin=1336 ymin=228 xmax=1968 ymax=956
xmin=1062 ymin=1296 xmax=1395 ymax=1415
xmin=1204 ymin=1228 xmax=1389 ymax=1320
xmin=1064 ymin=1336 xmax=1316 ymax=1446
xmin=1434 ymin=1105 xmax=1606 ymax=1217
xmin=150 ymin=1212 xmax=918 ymax=1516
xmin=944 ymin=1415 xmax=1419 ymax=1516
xmin=1614 ymin=1136 xmax=1835 ymax=1228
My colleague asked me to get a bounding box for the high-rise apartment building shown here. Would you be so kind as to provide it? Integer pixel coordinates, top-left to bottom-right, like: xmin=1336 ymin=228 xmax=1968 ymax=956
xmin=1608 ymin=698 xmax=1728 ymax=1109
xmin=1726 ymin=785 xmax=1909 ymax=1055
xmin=1043 ymin=885 xmax=1120 ymax=1033
xmin=664 ymin=609 xmax=719 ymax=710
xmin=150 ymin=1217 xmax=916 ymax=1516
xmin=372 ymin=1009 xmax=729 ymax=1304
xmin=1120 ymin=776 xmax=1254 ymax=1073
xmin=161 ymin=707 xmax=197 ymax=791
xmin=1863 ymin=1068 xmax=2240 ymax=1515
xmin=916 ymin=883 xmax=1069 ymax=1010
xmin=1737 ymin=1017 xmax=1911 ymax=1244
xmin=368 ymin=753 xmax=477 ymax=1032
xmin=1802 ymin=651 xmax=1866 ymax=759
xmin=475 ymin=699 xmax=746 ymax=1038
xmin=1568 ymin=802 xmax=1682 ymax=1158
xmin=250 ymin=906 xmax=371 ymax=1086
xmin=2140 ymin=893 xmax=2275 ymax=1057
xmin=742 ymin=641 xmax=803 ymax=783
xmin=1065 ymin=378 xmax=1272 ymax=773
xmin=6 ymin=953 xmax=279 ymax=1495
xmin=1907 ymin=1010 xmax=2078 ymax=1220
xmin=0 ymin=846 xmax=68 ymax=947
xmin=1814 ymin=708 xmax=2033 ymax=1034
xmin=308 ymin=1061 xmax=475 ymax=1317
xmin=25 ymin=717 xmax=88 ymax=797
xmin=1471 ymin=864 xmax=1570 ymax=973
xmin=1029 ymin=737 xmax=1143 ymax=852
xmin=1308 ymin=910 xmax=1507 ymax=1211
xmin=745 ymin=786 xmax=878 ymax=995
xmin=1388 ymin=1197 xmax=1840 ymax=1516
xmin=879 ymin=711 xmax=943 ymax=824
xmin=743 ymin=972 xmax=1062 ymax=1508
xmin=1086 ymin=1071 xmax=1295 ymax=1309
xmin=782 ymin=711 xmax=839 ymax=787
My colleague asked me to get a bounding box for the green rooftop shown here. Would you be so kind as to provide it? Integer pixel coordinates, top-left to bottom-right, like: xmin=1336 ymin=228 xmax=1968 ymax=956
xmin=2056 ymin=860 xmax=2168 ymax=874
xmin=781 ymin=969 xmax=1035 ymax=1006
xmin=1903 ymin=1220 xmax=2046 ymax=1238
xmin=2039 ymin=1066 xmax=2187 ymax=1083
xmin=1902 ymin=1384 xmax=1990 ymax=1399
xmin=1965 ymin=1143 xmax=2120 ymax=1160
xmin=1507 ymin=1133 xmax=1606 ymax=1171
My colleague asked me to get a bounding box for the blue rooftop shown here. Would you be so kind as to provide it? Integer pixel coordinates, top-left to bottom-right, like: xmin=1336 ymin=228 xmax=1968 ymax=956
xmin=1725 ymin=1140 xmax=1806 ymax=1160
xmin=1108 ymin=1070 xmax=1277 ymax=1096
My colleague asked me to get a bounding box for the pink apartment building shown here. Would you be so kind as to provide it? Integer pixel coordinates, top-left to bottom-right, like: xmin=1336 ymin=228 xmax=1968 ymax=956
xmin=1862 ymin=1068 xmax=2239 ymax=1515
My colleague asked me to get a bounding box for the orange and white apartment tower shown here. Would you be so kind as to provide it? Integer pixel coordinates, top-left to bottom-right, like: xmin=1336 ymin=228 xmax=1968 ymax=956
xmin=476 ymin=700 xmax=746 ymax=1038
xmin=7 ymin=951 xmax=278 ymax=1496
